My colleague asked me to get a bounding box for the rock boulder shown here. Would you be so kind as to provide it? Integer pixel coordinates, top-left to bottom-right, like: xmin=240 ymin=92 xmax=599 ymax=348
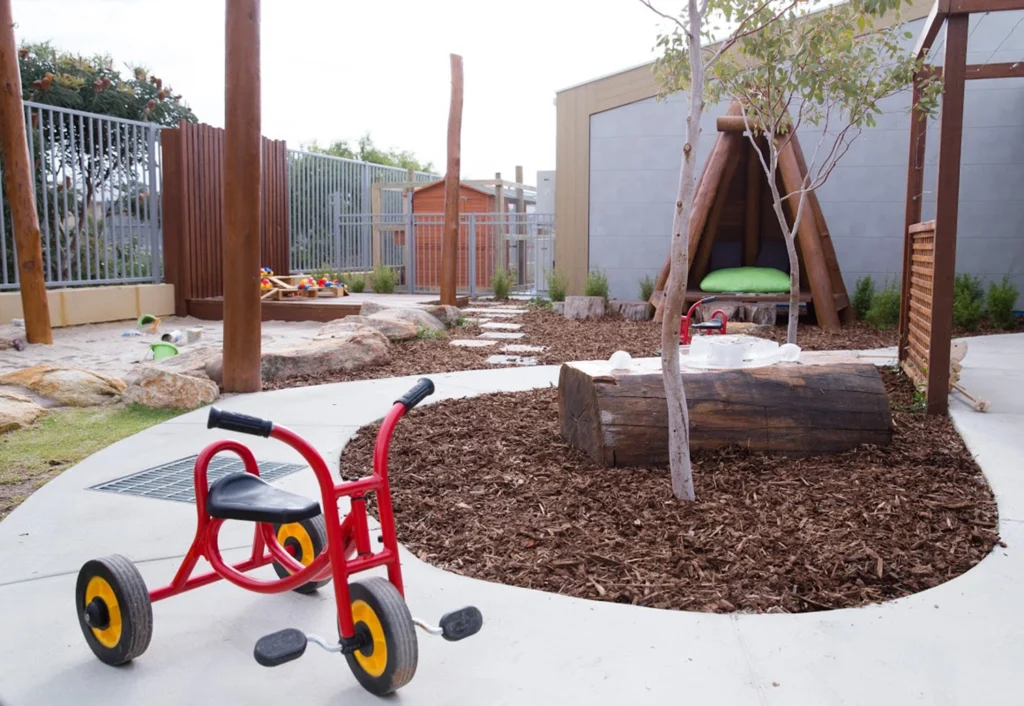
xmin=0 ymin=390 xmax=46 ymax=433
xmin=0 ymin=364 xmax=125 ymax=407
xmin=369 ymin=308 xmax=444 ymax=333
xmin=122 ymin=367 xmax=220 ymax=410
xmin=261 ymin=326 xmax=389 ymax=383
xmin=320 ymin=316 xmax=417 ymax=342
xmin=423 ymin=304 xmax=462 ymax=327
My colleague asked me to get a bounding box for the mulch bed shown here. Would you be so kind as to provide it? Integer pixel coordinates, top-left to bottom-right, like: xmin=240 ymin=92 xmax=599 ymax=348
xmin=341 ymin=369 xmax=1000 ymax=614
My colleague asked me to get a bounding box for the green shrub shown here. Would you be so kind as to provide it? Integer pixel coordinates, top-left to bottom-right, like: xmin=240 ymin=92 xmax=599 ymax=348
xmin=865 ymin=281 xmax=900 ymax=329
xmin=345 ymin=273 xmax=366 ymax=293
xmin=953 ymin=273 xmax=984 ymax=331
xmin=526 ymin=297 xmax=552 ymax=311
xmin=370 ymin=265 xmax=398 ymax=294
xmin=639 ymin=274 xmax=655 ymax=302
xmin=546 ymin=270 xmax=567 ymax=302
xmin=585 ymin=269 xmax=609 ymax=299
xmin=491 ymin=267 xmax=511 ymax=300
xmin=853 ymin=276 xmax=874 ymax=320
xmin=987 ymin=274 xmax=1019 ymax=330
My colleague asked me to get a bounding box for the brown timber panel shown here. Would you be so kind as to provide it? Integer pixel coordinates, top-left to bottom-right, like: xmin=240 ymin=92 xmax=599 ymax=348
xmin=904 ymin=222 xmax=935 ymax=385
xmin=161 ymin=121 xmax=289 ymax=312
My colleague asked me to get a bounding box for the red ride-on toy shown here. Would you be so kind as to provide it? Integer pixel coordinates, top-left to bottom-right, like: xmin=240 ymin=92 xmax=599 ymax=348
xmin=75 ymin=378 xmax=482 ymax=696
xmin=680 ymin=295 xmax=728 ymax=345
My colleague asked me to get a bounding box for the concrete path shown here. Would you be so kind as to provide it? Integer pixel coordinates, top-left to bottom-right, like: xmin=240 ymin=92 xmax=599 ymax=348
xmin=1 ymin=336 xmax=1022 ymax=705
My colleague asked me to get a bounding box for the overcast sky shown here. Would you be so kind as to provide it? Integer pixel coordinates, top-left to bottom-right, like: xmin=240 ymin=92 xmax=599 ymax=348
xmin=12 ymin=0 xmax=682 ymax=183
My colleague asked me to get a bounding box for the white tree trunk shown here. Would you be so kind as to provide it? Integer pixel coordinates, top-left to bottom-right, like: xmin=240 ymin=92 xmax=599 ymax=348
xmin=662 ymin=0 xmax=705 ymax=502
xmin=767 ymin=175 xmax=803 ymax=345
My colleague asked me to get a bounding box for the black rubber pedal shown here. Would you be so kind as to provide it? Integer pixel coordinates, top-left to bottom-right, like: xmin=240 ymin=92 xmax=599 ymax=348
xmin=254 ymin=628 xmax=307 ymax=667
xmin=439 ymin=606 xmax=483 ymax=642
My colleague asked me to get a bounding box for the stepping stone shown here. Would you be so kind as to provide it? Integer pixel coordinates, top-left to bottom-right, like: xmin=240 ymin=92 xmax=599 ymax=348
xmin=463 ymin=317 xmax=491 ymax=324
xmin=485 ymin=355 xmax=537 ymax=367
xmin=450 ymin=339 xmax=499 ymax=348
xmin=462 ymin=308 xmax=527 ymax=315
xmin=479 ymin=332 xmax=526 ymax=340
xmin=502 ymin=344 xmax=546 ymax=353
xmin=480 ymin=322 xmax=522 ymax=330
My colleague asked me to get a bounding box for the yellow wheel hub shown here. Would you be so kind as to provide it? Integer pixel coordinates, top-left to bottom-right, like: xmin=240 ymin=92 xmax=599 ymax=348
xmin=351 ymin=599 xmax=388 ymax=678
xmin=85 ymin=576 xmax=122 ymax=649
xmin=277 ymin=524 xmax=315 ymax=568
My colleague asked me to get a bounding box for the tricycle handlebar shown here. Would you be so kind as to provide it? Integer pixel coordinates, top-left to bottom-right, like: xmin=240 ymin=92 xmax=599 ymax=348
xmin=396 ymin=378 xmax=435 ymax=411
xmin=207 ymin=407 xmax=273 ymax=438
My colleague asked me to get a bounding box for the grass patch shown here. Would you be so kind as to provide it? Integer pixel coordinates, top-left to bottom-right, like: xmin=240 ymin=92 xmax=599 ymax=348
xmin=0 ymin=405 xmax=181 ymax=520
xmin=415 ymin=325 xmax=448 ymax=340
xmin=585 ymin=269 xmax=609 ymax=299
xmin=546 ymin=270 xmax=567 ymax=302
xmin=370 ymin=265 xmax=398 ymax=294
xmin=491 ymin=267 xmax=512 ymax=300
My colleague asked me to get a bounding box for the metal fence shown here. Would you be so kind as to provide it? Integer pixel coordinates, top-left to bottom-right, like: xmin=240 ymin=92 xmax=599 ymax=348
xmin=287 ymin=149 xmax=437 ymax=274
xmin=0 ymin=102 xmax=163 ymax=290
xmin=296 ymin=211 xmax=555 ymax=296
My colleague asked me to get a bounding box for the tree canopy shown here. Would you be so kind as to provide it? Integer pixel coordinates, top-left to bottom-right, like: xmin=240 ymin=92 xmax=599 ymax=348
xmin=17 ymin=41 xmax=197 ymax=125
xmin=304 ymin=133 xmax=435 ymax=173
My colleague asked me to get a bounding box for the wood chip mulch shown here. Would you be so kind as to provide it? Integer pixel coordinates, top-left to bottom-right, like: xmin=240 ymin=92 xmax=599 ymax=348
xmin=340 ymin=369 xmax=1000 ymax=614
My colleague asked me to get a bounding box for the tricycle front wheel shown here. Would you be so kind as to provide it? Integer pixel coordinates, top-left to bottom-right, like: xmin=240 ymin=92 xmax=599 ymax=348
xmin=75 ymin=554 xmax=153 ymax=666
xmin=272 ymin=514 xmax=332 ymax=594
xmin=344 ymin=577 xmax=419 ymax=696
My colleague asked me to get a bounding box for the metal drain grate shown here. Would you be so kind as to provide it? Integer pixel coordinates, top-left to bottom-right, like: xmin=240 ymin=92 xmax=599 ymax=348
xmin=89 ymin=455 xmax=307 ymax=504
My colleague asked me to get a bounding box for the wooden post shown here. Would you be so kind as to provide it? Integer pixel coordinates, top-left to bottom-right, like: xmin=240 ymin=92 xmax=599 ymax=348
xmin=515 ymin=165 xmax=525 ymax=284
xmin=440 ymin=53 xmax=463 ymax=306
xmin=927 ymin=15 xmax=968 ymax=415
xmin=0 ymin=0 xmax=52 ymax=344
xmin=899 ymin=71 xmax=929 ymax=363
xmin=777 ymin=140 xmax=841 ymax=332
xmin=743 ymin=141 xmax=762 ymax=267
xmin=222 ymin=0 xmax=262 ymax=393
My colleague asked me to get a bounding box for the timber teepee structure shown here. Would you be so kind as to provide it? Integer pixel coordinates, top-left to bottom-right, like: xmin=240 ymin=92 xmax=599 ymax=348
xmin=649 ymin=103 xmax=852 ymax=330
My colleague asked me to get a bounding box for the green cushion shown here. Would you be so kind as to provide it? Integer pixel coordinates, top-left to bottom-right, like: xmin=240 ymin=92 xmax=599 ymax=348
xmin=700 ymin=267 xmax=790 ymax=294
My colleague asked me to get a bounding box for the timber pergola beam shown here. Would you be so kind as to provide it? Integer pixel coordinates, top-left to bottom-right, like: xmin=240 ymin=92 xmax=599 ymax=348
xmin=899 ymin=0 xmax=1024 ymax=415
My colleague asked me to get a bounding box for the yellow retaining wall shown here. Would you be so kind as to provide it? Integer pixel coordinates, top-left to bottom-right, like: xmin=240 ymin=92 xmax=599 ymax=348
xmin=0 ymin=284 xmax=175 ymax=328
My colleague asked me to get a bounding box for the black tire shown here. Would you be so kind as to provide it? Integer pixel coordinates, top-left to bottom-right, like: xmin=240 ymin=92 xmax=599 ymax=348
xmin=272 ymin=514 xmax=331 ymax=594
xmin=344 ymin=577 xmax=419 ymax=696
xmin=75 ymin=554 xmax=153 ymax=666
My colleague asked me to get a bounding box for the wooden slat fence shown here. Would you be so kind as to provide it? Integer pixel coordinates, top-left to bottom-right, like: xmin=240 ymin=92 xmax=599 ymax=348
xmin=902 ymin=220 xmax=935 ymax=389
xmin=162 ymin=120 xmax=289 ymax=315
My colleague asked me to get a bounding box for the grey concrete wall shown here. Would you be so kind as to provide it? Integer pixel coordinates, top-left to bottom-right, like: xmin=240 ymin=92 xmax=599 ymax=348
xmin=588 ymin=14 xmax=1024 ymax=304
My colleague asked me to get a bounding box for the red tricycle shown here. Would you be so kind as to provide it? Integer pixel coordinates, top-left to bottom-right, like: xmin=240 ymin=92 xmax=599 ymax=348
xmin=75 ymin=377 xmax=482 ymax=696
xmin=680 ymin=295 xmax=729 ymax=345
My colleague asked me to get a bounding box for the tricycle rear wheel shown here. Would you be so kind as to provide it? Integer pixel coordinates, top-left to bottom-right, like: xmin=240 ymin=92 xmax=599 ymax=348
xmin=272 ymin=514 xmax=331 ymax=594
xmin=344 ymin=577 xmax=418 ymax=695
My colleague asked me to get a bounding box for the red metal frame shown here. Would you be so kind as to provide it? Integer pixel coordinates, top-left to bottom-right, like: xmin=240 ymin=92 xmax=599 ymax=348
xmin=147 ymin=401 xmax=412 ymax=640
xmin=680 ymin=297 xmax=729 ymax=345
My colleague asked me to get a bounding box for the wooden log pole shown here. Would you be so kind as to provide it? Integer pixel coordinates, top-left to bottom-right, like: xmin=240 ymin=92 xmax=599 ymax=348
xmin=440 ymin=54 xmax=463 ymax=306
xmin=776 ymin=140 xmax=841 ymax=332
xmin=743 ymin=140 xmax=762 ymax=267
xmin=716 ymin=115 xmax=751 ymax=133
xmin=651 ymin=101 xmax=743 ymax=308
xmin=691 ymin=137 xmax=743 ymax=284
xmin=788 ymin=131 xmax=851 ymax=317
xmin=0 ymin=0 xmax=52 ymax=344
xmin=927 ymin=15 xmax=968 ymax=416
xmin=558 ymin=362 xmax=892 ymax=466
xmin=222 ymin=0 xmax=262 ymax=392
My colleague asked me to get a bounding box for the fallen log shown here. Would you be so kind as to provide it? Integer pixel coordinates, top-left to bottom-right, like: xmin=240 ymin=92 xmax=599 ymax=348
xmin=558 ymin=362 xmax=891 ymax=466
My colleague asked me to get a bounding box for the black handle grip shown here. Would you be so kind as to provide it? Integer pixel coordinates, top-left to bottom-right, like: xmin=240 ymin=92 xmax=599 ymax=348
xmin=397 ymin=378 xmax=435 ymax=410
xmin=698 ymin=295 xmax=717 ymax=305
xmin=207 ymin=407 xmax=273 ymax=438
